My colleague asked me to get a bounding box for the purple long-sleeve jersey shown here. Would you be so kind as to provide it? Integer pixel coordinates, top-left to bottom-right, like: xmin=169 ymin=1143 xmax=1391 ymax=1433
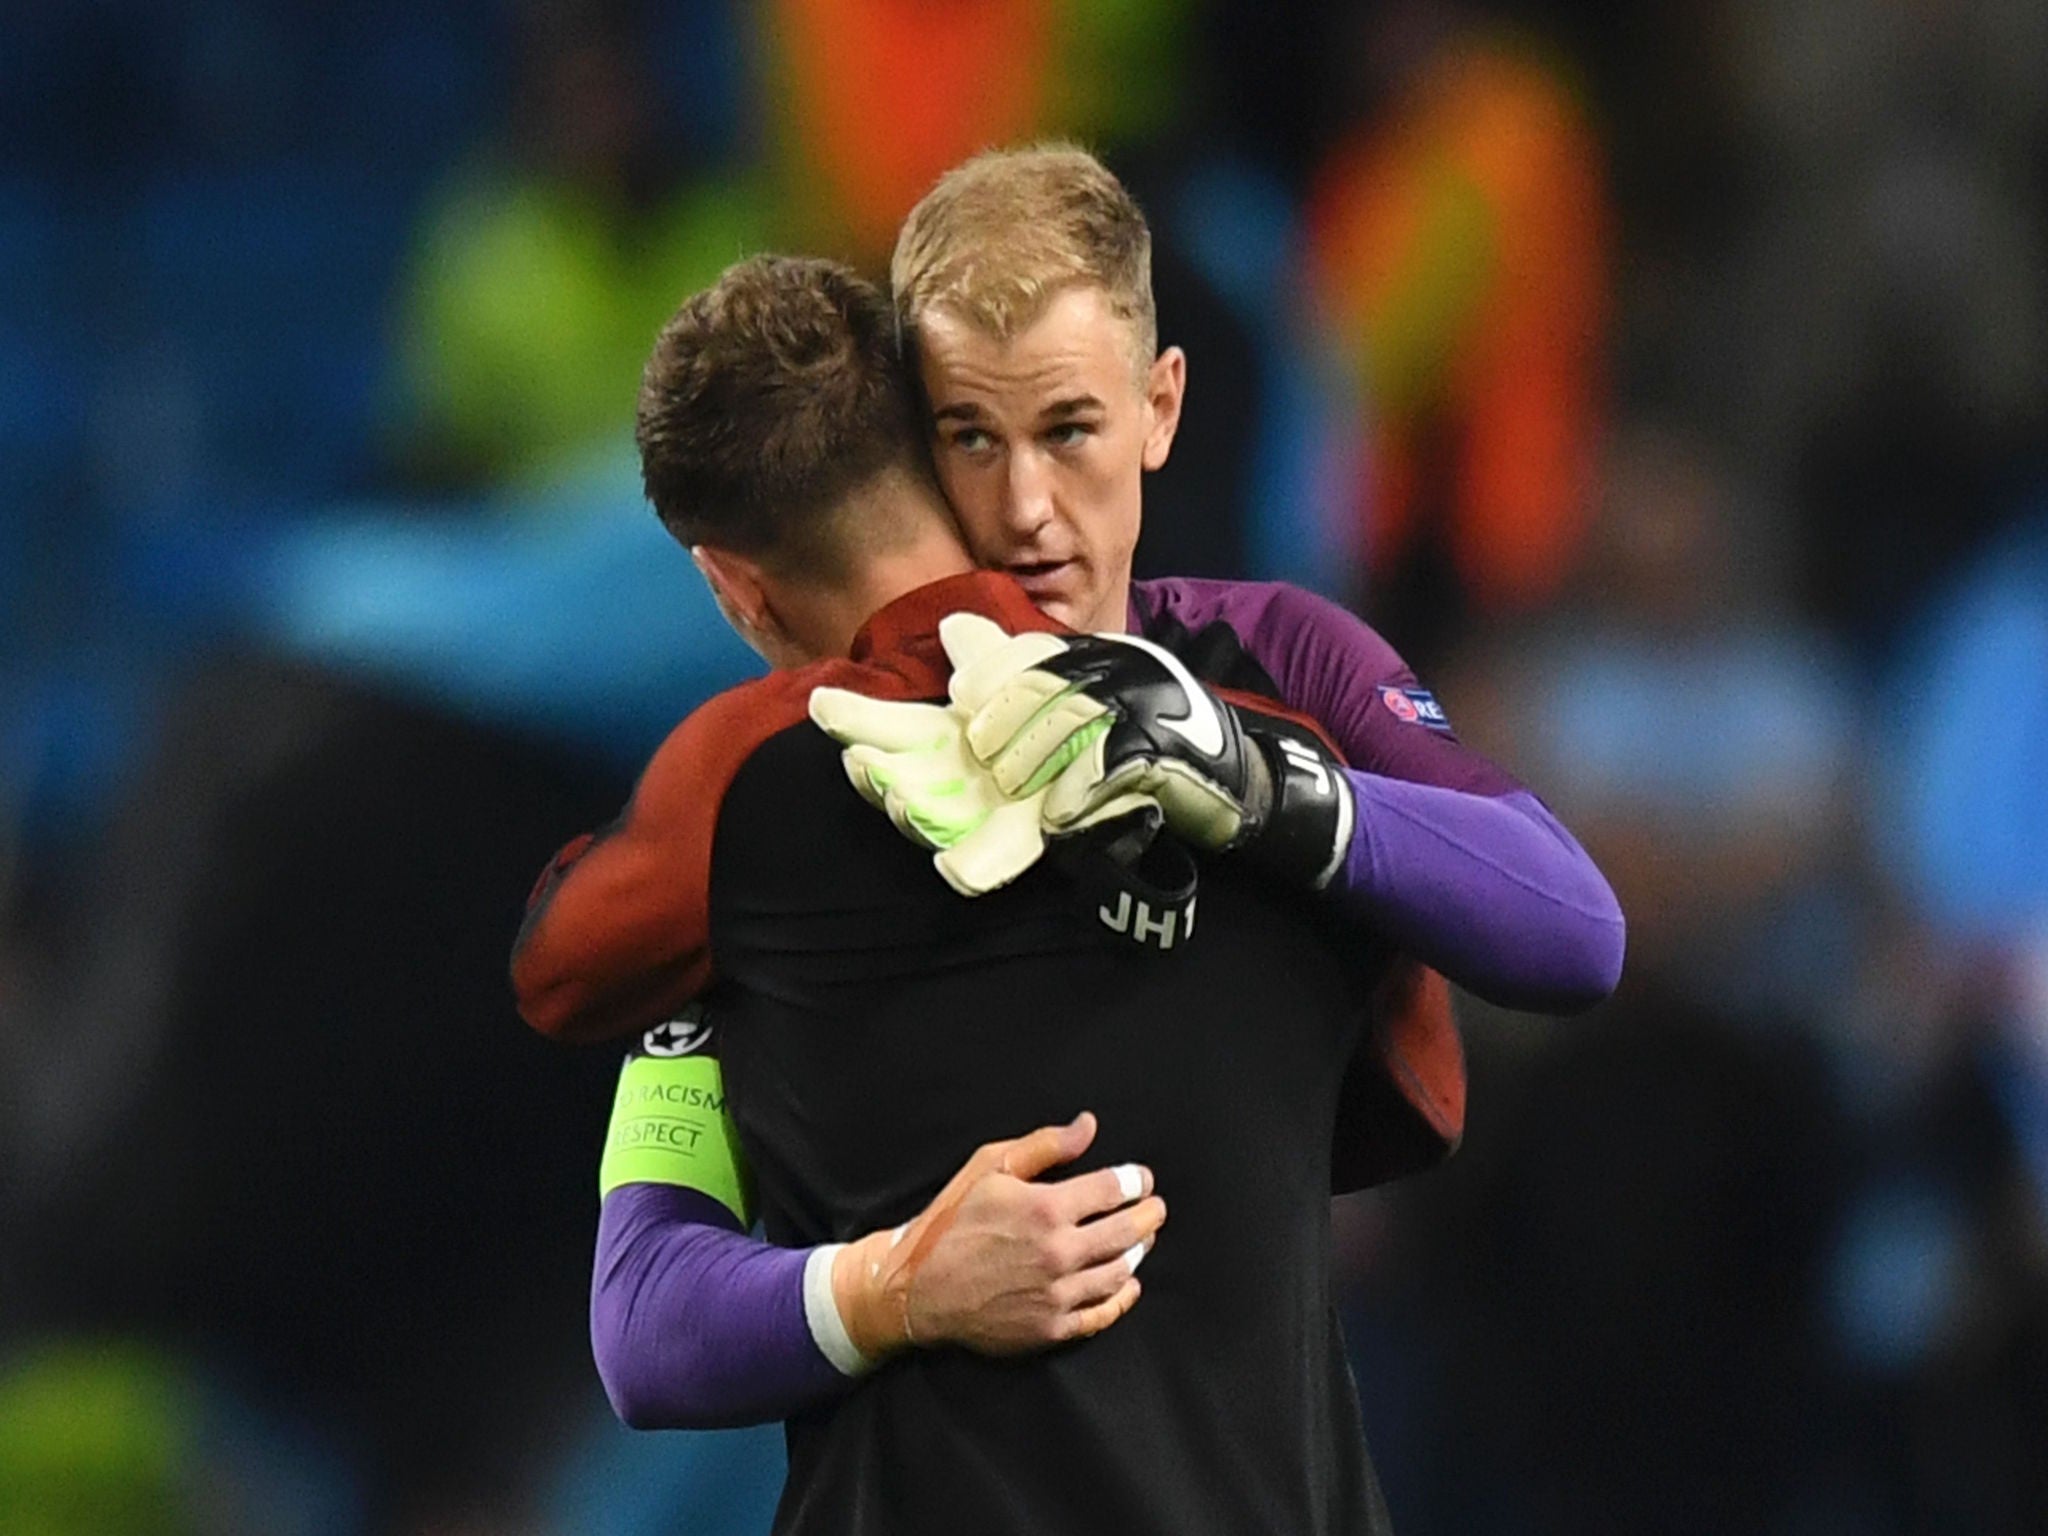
xmin=590 ymin=575 xmax=1623 ymax=1429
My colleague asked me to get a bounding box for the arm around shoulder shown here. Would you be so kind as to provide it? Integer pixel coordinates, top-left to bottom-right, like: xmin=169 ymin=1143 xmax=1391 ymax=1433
xmin=1229 ymin=584 xmax=1627 ymax=1011
xmin=511 ymin=687 xmax=768 ymax=1044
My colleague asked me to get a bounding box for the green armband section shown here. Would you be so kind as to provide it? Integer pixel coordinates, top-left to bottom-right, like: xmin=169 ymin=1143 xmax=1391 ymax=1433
xmin=597 ymin=1052 xmax=755 ymax=1227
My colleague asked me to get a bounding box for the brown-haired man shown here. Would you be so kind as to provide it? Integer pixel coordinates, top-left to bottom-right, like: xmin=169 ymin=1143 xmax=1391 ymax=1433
xmin=524 ymin=253 xmax=1165 ymax=1364
xmin=529 ymin=254 xmax=1183 ymax=1413
xmin=516 ymin=236 xmax=1620 ymax=1531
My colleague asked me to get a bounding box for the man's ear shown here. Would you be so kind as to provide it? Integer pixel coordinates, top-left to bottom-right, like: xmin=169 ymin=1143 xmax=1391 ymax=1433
xmin=1141 ymin=345 xmax=1187 ymax=472
xmin=691 ymin=545 xmax=791 ymax=661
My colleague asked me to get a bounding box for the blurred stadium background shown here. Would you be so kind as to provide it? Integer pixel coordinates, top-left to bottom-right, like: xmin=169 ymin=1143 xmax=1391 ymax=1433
xmin=2 ymin=0 xmax=2045 ymax=1531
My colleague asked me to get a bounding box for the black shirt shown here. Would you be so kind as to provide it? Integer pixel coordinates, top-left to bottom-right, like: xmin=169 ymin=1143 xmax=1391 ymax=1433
xmin=705 ymin=574 xmax=1396 ymax=1536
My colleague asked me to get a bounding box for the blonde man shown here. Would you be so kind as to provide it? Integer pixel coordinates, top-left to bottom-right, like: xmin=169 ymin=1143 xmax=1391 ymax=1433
xmin=872 ymin=141 xmax=1614 ymax=1108
xmin=890 ymin=143 xmax=1180 ymax=637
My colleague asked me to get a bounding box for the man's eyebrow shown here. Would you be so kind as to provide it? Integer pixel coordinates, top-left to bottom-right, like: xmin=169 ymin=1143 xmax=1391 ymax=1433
xmin=1039 ymin=394 xmax=1105 ymax=422
xmin=931 ymin=401 xmax=988 ymax=424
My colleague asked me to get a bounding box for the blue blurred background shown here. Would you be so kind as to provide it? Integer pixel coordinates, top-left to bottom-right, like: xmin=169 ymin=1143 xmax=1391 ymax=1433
xmin=2 ymin=1 xmax=2044 ymax=1532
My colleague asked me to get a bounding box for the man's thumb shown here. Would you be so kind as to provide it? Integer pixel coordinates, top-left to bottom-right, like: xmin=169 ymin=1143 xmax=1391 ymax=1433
xmin=937 ymin=611 xmax=1014 ymax=672
xmin=1002 ymin=1111 xmax=1098 ymax=1181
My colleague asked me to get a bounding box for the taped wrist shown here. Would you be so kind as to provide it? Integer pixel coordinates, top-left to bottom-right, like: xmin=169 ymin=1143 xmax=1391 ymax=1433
xmin=806 ymin=1244 xmax=876 ymax=1377
xmin=825 ymin=1224 xmax=917 ymax=1367
xmin=1235 ymin=727 xmax=1355 ymax=891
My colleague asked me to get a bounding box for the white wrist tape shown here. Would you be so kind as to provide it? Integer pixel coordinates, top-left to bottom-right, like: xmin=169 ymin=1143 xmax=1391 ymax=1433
xmin=803 ymin=1244 xmax=875 ymax=1377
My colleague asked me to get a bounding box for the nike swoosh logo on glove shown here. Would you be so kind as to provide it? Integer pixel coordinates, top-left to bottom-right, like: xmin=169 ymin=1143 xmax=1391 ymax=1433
xmin=1103 ymin=633 xmax=1227 ymax=758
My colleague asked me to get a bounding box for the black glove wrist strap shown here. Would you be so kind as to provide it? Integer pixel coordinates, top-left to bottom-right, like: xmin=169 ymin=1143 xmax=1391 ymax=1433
xmin=1235 ymin=729 xmax=1354 ymax=892
xmin=1049 ymin=809 xmax=1201 ymax=953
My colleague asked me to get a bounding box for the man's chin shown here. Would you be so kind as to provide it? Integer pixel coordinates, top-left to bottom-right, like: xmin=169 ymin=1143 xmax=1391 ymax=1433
xmin=1008 ymin=565 xmax=1089 ymax=629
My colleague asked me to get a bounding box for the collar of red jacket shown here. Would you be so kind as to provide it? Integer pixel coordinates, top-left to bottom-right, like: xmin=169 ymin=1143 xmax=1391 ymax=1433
xmin=848 ymin=570 xmax=1065 ymax=662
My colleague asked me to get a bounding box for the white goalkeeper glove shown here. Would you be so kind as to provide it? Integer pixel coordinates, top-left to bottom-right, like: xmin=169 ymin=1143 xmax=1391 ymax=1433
xmin=807 ymin=676 xmax=1156 ymax=897
xmin=940 ymin=612 xmax=1356 ymax=892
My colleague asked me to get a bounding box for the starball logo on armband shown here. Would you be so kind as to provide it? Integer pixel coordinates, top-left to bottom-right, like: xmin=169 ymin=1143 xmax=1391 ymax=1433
xmin=641 ymin=1006 xmax=714 ymax=1058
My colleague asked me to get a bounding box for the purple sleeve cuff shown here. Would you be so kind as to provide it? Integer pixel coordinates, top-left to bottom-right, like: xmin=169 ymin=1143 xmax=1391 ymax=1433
xmin=591 ymin=1184 xmax=854 ymax=1429
xmin=1333 ymin=776 xmax=1626 ymax=1013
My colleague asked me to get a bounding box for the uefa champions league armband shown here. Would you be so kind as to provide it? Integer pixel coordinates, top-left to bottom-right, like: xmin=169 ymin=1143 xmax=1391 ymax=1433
xmin=598 ymin=1012 xmax=755 ymax=1228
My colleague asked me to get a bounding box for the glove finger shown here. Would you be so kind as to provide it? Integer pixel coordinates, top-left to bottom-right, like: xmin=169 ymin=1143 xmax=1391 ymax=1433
xmin=1041 ymin=731 xmax=1127 ymax=827
xmin=878 ymin=784 xmax=943 ymax=850
xmin=936 ymin=612 xmax=1015 ymax=672
xmin=933 ymin=796 xmax=1049 ymax=896
xmin=849 ymin=755 xmax=916 ymax=830
xmin=961 ymin=671 xmax=1072 ymax=764
xmin=810 ymin=688 xmax=957 ymax=752
xmin=1149 ymin=763 xmax=1248 ymax=851
xmin=893 ymin=778 xmax=992 ymax=852
xmin=838 ymin=744 xmax=896 ymax=810
xmin=1056 ymin=788 xmax=1164 ymax=836
xmin=948 ymin=632 xmax=1070 ymax=712
xmin=989 ymin=699 xmax=1113 ymax=799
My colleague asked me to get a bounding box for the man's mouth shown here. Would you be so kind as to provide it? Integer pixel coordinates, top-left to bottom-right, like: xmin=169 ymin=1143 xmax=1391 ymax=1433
xmin=1007 ymin=560 xmax=1073 ymax=594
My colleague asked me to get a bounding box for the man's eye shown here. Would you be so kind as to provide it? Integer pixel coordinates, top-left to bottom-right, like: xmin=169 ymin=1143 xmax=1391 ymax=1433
xmin=1046 ymin=422 xmax=1094 ymax=447
xmin=949 ymin=428 xmax=993 ymax=454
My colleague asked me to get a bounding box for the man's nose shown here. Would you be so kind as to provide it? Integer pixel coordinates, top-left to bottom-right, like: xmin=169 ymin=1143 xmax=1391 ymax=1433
xmin=1003 ymin=449 xmax=1056 ymax=538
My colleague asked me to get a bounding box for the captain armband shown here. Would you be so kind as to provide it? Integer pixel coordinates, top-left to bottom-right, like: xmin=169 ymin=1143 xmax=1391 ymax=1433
xmin=597 ymin=1020 xmax=756 ymax=1228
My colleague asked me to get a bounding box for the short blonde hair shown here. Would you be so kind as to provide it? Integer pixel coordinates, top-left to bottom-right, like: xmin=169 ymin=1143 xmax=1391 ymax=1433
xmin=890 ymin=142 xmax=1157 ymax=369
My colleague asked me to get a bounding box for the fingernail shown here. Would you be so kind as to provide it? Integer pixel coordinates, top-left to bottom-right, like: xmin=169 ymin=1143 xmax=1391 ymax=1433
xmin=1124 ymin=1241 xmax=1148 ymax=1273
xmin=1112 ymin=1164 xmax=1144 ymax=1202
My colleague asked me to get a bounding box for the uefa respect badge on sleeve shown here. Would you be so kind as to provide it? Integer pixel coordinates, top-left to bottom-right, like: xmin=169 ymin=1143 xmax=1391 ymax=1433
xmin=1378 ymin=685 xmax=1453 ymax=732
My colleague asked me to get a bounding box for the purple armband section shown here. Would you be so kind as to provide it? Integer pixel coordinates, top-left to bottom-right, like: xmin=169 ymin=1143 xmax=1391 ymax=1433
xmin=592 ymin=1184 xmax=852 ymax=1429
xmin=1333 ymin=775 xmax=1625 ymax=1013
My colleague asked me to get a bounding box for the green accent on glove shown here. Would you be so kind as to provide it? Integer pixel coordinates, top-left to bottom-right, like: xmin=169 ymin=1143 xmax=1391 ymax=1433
xmin=983 ymin=676 xmax=1088 ymax=759
xmin=598 ymin=1052 xmax=755 ymax=1226
xmin=904 ymin=794 xmax=989 ymax=847
xmin=1017 ymin=714 xmax=1113 ymax=796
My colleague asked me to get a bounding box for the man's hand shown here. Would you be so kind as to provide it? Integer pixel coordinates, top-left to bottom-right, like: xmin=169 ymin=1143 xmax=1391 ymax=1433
xmin=831 ymin=1111 xmax=1165 ymax=1360
xmin=941 ymin=613 xmax=1356 ymax=891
